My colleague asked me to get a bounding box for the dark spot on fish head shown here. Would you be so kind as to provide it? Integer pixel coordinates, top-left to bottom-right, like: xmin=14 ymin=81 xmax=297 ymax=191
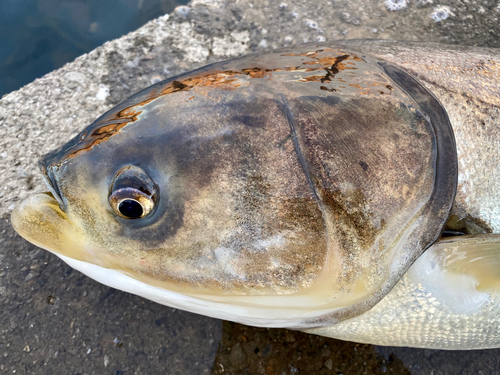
xmin=172 ymin=80 xmax=188 ymax=91
xmin=359 ymin=161 xmax=368 ymax=171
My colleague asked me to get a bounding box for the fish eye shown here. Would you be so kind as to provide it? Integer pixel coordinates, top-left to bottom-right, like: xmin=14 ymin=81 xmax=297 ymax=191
xmin=119 ymin=199 xmax=144 ymax=218
xmin=110 ymin=188 xmax=154 ymax=219
xmin=108 ymin=166 xmax=158 ymax=219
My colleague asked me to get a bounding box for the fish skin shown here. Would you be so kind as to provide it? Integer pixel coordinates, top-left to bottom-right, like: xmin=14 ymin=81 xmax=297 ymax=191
xmin=11 ymin=42 xmax=500 ymax=349
xmin=338 ymin=40 xmax=500 ymax=234
xmin=23 ymin=46 xmax=456 ymax=319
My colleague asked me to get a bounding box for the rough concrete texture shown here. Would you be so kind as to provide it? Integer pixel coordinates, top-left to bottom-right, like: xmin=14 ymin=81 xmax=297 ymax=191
xmin=1 ymin=0 xmax=500 ymax=374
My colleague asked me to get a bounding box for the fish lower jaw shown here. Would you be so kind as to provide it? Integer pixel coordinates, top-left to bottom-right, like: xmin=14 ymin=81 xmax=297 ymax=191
xmin=55 ymin=252 xmax=355 ymax=328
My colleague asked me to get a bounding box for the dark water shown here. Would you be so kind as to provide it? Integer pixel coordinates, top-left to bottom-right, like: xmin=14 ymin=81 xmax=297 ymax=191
xmin=0 ymin=0 xmax=188 ymax=98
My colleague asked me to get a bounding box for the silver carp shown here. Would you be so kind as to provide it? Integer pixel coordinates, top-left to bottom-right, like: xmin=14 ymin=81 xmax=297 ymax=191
xmin=12 ymin=40 xmax=500 ymax=349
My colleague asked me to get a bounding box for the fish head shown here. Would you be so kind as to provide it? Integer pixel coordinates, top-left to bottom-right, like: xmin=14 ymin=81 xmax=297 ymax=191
xmin=12 ymin=47 xmax=458 ymax=327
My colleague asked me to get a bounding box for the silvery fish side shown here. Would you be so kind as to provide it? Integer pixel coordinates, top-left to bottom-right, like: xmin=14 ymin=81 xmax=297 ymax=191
xmin=306 ymin=234 xmax=500 ymax=349
xmin=11 ymin=42 xmax=500 ymax=349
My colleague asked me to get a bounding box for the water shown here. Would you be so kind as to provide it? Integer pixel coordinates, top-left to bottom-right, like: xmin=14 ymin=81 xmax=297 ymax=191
xmin=0 ymin=0 xmax=188 ymax=98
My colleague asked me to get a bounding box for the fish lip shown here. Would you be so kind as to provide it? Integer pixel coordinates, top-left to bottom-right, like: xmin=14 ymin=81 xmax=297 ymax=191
xmin=38 ymin=160 xmax=66 ymax=211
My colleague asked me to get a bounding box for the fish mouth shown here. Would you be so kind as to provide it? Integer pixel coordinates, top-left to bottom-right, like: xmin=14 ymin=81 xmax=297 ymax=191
xmin=38 ymin=160 xmax=65 ymax=210
xmin=11 ymin=190 xmax=90 ymax=264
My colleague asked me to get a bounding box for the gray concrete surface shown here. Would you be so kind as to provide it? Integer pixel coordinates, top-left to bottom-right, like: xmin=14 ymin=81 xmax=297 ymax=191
xmin=1 ymin=0 xmax=500 ymax=373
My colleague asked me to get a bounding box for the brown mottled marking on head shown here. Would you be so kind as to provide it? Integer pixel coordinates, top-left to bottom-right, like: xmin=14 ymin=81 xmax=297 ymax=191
xmin=65 ymin=122 xmax=131 ymax=159
xmin=52 ymin=70 xmax=247 ymax=162
xmin=320 ymin=86 xmax=337 ymax=92
xmin=242 ymin=68 xmax=271 ymax=79
xmin=48 ymin=48 xmax=393 ymax=184
xmin=171 ymin=80 xmax=188 ymax=91
xmin=296 ymin=54 xmax=377 ymax=93
xmin=300 ymin=75 xmax=327 ymax=82
xmin=160 ymin=71 xmax=244 ymax=94
xmin=56 ymin=52 xmax=366 ymax=163
xmin=348 ymin=84 xmax=370 ymax=95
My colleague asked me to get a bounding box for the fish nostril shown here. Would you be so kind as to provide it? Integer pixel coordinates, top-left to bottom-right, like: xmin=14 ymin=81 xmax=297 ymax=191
xmin=38 ymin=160 xmax=65 ymax=210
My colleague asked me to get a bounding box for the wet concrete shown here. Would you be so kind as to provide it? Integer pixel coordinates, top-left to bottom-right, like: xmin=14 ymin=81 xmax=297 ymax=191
xmin=1 ymin=0 xmax=500 ymax=374
xmin=0 ymin=219 xmax=221 ymax=374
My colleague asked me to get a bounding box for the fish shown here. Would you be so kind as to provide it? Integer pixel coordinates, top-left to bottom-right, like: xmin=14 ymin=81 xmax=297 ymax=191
xmin=11 ymin=40 xmax=500 ymax=349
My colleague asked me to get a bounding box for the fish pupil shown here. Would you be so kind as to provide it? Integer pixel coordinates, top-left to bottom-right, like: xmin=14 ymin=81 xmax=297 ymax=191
xmin=118 ymin=199 xmax=143 ymax=218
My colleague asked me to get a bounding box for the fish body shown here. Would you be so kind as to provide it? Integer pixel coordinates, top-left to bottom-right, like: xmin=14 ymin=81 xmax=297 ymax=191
xmin=11 ymin=41 xmax=500 ymax=349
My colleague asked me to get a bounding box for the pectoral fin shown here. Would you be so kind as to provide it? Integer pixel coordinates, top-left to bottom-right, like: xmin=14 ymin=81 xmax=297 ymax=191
xmin=408 ymin=234 xmax=500 ymax=314
xmin=303 ymin=235 xmax=500 ymax=349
